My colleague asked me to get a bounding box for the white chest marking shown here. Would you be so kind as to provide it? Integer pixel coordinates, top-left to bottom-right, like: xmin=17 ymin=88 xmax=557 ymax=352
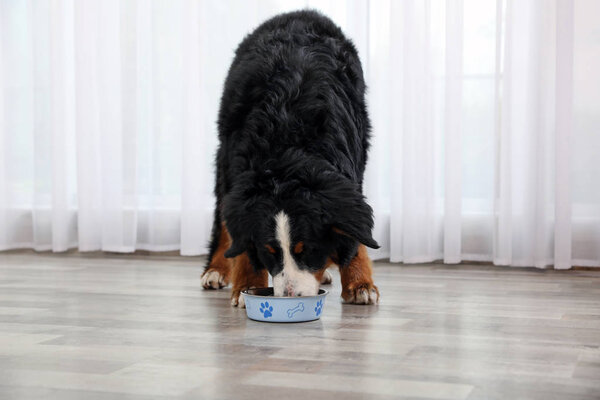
xmin=273 ymin=211 xmax=319 ymax=297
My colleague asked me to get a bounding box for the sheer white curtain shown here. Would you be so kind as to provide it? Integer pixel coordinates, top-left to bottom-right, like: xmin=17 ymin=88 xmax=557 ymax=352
xmin=1 ymin=0 xmax=598 ymax=268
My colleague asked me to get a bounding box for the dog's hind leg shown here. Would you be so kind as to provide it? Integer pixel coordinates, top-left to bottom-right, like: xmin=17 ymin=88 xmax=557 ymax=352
xmin=339 ymin=245 xmax=379 ymax=305
xmin=312 ymin=263 xmax=333 ymax=286
xmin=319 ymin=268 xmax=333 ymax=285
xmin=230 ymin=253 xmax=268 ymax=308
xmin=201 ymin=218 xmax=233 ymax=290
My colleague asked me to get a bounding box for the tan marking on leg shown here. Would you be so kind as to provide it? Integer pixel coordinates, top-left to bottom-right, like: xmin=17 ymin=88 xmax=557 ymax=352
xmin=201 ymin=223 xmax=233 ymax=289
xmin=339 ymin=245 xmax=379 ymax=305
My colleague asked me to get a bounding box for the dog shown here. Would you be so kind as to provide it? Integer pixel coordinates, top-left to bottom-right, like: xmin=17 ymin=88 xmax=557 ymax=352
xmin=201 ymin=10 xmax=379 ymax=307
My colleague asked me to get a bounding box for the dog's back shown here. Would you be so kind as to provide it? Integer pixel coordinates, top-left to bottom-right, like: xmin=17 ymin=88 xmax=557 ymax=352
xmin=217 ymin=10 xmax=370 ymax=189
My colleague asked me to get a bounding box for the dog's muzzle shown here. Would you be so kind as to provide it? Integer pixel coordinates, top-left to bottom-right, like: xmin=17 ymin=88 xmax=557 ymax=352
xmin=273 ymin=271 xmax=319 ymax=297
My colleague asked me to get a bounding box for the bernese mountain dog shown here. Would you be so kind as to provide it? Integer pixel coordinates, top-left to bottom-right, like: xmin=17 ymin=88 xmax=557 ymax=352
xmin=201 ymin=10 xmax=380 ymax=307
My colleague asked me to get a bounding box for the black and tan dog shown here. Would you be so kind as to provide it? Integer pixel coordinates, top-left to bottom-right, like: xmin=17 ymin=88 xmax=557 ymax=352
xmin=201 ymin=10 xmax=379 ymax=307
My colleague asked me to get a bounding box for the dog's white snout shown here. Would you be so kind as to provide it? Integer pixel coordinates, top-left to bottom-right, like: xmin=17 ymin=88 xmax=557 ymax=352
xmin=273 ymin=272 xmax=318 ymax=297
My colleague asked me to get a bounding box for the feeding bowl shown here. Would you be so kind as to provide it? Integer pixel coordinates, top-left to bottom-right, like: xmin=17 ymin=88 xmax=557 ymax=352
xmin=241 ymin=287 xmax=328 ymax=322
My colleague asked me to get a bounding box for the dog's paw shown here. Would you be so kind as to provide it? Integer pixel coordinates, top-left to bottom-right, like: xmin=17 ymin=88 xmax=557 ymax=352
xmin=320 ymin=269 xmax=333 ymax=285
xmin=342 ymin=282 xmax=379 ymax=305
xmin=230 ymin=290 xmax=245 ymax=308
xmin=201 ymin=269 xmax=228 ymax=290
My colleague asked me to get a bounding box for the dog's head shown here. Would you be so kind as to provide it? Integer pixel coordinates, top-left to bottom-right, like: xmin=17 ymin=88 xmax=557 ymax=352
xmin=222 ymin=165 xmax=379 ymax=297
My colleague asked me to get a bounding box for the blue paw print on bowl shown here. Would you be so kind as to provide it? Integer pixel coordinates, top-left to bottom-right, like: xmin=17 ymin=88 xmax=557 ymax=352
xmin=314 ymin=299 xmax=323 ymax=316
xmin=259 ymin=301 xmax=273 ymax=318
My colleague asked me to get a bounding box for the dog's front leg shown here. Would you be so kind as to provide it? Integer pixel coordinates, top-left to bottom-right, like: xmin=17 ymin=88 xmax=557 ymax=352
xmin=201 ymin=223 xmax=233 ymax=290
xmin=230 ymin=253 xmax=268 ymax=308
xmin=340 ymin=245 xmax=379 ymax=305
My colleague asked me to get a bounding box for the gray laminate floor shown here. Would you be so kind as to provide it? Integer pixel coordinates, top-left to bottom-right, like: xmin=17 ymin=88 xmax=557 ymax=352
xmin=0 ymin=252 xmax=599 ymax=400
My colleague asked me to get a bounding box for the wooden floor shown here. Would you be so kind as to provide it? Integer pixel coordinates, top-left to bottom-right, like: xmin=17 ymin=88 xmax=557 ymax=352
xmin=0 ymin=252 xmax=599 ymax=400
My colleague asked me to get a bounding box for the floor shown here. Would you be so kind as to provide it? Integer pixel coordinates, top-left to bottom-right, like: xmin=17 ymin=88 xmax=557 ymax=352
xmin=0 ymin=253 xmax=599 ymax=400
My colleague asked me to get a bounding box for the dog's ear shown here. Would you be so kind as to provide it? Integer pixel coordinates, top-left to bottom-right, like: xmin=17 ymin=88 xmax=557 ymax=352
xmin=331 ymin=235 xmax=359 ymax=268
xmin=222 ymin=184 xmax=251 ymax=259
xmin=333 ymin=226 xmax=379 ymax=250
xmin=330 ymin=203 xmax=379 ymax=250
xmin=222 ymin=176 xmax=272 ymax=259
xmin=315 ymin=173 xmax=379 ymax=250
xmin=224 ymin=238 xmax=246 ymax=258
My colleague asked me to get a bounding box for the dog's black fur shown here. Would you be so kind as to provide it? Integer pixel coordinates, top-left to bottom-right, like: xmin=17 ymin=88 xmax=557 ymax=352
xmin=207 ymin=10 xmax=378 ymax=278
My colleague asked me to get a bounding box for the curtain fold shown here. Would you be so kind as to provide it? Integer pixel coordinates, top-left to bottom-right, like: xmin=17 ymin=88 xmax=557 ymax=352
xmin=496 ymin=0 xmax=557 ymax=267
xmin=397 ymin=0 xmax=438 ymax=264
xmin=554 ymin=0 xmax=574 ymax=269
xmin=0 ymin=0 xmax=5 ymax=248
xmin=0 ymin=0 xmax=598 ymax=269
xmin=443 ymin=0 xmax=464 ymax=264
